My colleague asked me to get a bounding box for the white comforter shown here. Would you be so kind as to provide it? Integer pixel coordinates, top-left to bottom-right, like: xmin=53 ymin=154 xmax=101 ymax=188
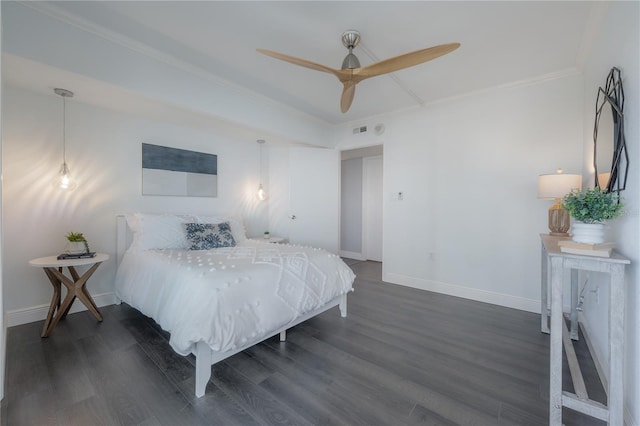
xmin=115 ymin=240 xmax=355 ymax=356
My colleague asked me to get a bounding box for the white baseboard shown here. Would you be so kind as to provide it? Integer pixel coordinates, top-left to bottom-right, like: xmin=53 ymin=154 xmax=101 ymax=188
xmin=5 ymin=292 xmax=117 ymax=327
xmin=339 ymin=250 xmax=366 ymax=261
xmin=383 ymin=272 xmax=540 ymax=313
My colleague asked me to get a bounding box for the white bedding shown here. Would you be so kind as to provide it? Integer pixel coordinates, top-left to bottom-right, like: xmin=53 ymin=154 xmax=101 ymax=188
xmin=115 ymin=239 xmax=355 ymax=356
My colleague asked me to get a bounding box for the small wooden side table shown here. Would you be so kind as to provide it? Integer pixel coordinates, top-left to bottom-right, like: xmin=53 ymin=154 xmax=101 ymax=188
xmin=29 ymin=253 xmax=109 ymax=337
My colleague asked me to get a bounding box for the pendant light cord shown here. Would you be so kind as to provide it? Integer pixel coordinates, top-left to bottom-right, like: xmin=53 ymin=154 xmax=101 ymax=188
xmin=62 ymin=94 xmax=67 ymax=164
xmin=259 ymin=141 xmax=263 ymax=182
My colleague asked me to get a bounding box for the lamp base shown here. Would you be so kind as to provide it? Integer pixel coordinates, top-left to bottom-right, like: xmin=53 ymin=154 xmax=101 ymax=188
xmin=548 ymin=199 xmax=570 ymax=235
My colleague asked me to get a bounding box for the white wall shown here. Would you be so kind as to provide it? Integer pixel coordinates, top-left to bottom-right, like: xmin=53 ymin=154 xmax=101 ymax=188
xmin=2 ymin=85 xmax=269 ymax=323
xmin=363 ymin=155 xmax=383 ymax=262
xmin=336 ymin=73 xmax=584 ymax=313
xmin=580 ymin=2 xmax=639 ymax=423
xmin=0 ymin=2 xmax=5 ymax=401
xmin=341 ymin=158 xmax=363 ymax=256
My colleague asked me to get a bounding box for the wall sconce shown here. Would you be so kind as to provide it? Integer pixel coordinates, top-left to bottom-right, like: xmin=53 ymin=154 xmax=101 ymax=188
xmin=538 ymin=168 xmax=582 ymax=235
xmin=52 ymin=88 xmax=77 ymax=191
xmin=257 ymin=139 xmax=267 ymax=201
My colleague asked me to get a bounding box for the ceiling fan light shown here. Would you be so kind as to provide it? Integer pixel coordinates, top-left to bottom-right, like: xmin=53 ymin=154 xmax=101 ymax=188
xmin=342 ymin=52 xmax=360 ymax=70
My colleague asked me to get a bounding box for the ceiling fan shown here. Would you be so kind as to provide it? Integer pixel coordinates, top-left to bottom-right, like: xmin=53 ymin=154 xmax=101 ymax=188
xmin=257 ymin=30 xmax=460 ymax=113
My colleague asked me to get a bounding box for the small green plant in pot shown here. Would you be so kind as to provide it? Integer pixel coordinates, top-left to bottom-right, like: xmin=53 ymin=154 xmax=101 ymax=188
xmin=65 ymin=232 xmax=91 ymax=254
xmin=562 ymin=188 xmax=623 ymax=244
xmin=263 ymin=231 xmax=270 ymax=239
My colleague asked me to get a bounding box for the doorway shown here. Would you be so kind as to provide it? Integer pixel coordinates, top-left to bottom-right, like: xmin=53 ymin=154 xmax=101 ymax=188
xmin=340 ymin=145 xmax=383 ymax=262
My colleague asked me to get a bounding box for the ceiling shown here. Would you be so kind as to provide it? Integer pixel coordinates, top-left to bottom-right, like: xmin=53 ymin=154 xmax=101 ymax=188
xmin=13 ymin=1 xmax=599 ymax=125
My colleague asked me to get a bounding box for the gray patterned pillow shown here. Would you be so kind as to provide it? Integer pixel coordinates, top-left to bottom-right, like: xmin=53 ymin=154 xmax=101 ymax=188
xmin=183 ymin=222 xmax=236 ymax=250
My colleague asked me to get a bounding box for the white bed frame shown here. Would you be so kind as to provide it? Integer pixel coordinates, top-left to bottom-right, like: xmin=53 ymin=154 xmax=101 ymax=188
xmin=115 ymin=215 xmax=348 ymax=397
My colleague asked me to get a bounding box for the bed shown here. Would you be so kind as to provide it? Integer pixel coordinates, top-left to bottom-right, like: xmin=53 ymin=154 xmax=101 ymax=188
xmin=115 ymin=213 xmax=355 ymax=397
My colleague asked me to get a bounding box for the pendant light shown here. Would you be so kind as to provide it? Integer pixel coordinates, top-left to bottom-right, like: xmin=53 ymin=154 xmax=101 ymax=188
xmin=257 ymin=139 xmax=267 ymax=201
xmin=52 ymin=88 xmax=77 ymax=191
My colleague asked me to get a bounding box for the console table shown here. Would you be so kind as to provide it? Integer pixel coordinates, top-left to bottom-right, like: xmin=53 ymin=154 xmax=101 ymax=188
xmin=540 ymin=234 xmax=629 ymax=425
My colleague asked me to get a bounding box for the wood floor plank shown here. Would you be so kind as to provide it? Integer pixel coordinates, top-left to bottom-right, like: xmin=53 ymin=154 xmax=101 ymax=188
xmin=259 ymin=371 xmax=352 ymax=426
xmin=315 ymin=306 xmax=548 ymax=386
xmin=297 ymin=320 xmax=546 ymax=417
xmin=76 ymin=334 xmax=156 ymax=425
xmin=55 ymin=395 xmax=120 ymax=426
xmin=282 ymin=328 xmax=508 ymax=424
xmin=121 ymin=316 xmax=196 ymax=385
xmin=40 ymin=336 xmax=97 ymax=407
xmin=177 ymin=376 xmax=261 ymax=426
xmin=113 ymin=344 xmax=206 ymax=426
xmin=223 ymin=350 xmax=275 ymax=385
xmin=245 ymin=343 xmax=373 ymax=425
xmin=209 ymin=360 xmax=315 ymax=426
xmin=405 ymin=402 xmax=462 ymax=426
xmin=4 ymin=389 xmax=60 ymax=426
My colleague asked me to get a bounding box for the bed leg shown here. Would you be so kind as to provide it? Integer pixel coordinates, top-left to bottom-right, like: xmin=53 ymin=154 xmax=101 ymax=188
xmin=339 ymin=294 xmax=347 ymax=317
xmin=194 ymin=341 xmax=212 ymax=398
xmin=280 ymin=330 xmax=287 ymax=342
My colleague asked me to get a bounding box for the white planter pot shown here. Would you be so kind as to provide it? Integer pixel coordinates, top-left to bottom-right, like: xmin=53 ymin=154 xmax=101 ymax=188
xmin=571 ymin=222 xmax=606 ymax=244
xmin=66 ymin=241 xmax=86 ymax=254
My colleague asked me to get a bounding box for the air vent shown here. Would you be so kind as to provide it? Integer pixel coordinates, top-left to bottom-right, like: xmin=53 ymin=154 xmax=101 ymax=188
xmin=352 ymin=125 xmax=367 ymax=134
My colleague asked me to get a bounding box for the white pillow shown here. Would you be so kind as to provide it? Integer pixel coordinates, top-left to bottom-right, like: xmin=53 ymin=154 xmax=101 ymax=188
xmin=126 ymin=213 xmax=193 ymax=251
xmin=192 ymin=215 xmax=247 ymax=242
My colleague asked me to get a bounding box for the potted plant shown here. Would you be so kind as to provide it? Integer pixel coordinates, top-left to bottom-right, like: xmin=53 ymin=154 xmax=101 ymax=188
xmin=263 ymin=231 xmax=270 ymax=239
xmin=65 ymin=232 xmax=90 ymax=254
xmin=562 ymin=187 xmax=623 ymax=244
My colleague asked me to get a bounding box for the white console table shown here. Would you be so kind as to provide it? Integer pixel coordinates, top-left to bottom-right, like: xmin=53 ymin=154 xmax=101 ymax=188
xmin=540 ymin=234 xmax=629 ymax=425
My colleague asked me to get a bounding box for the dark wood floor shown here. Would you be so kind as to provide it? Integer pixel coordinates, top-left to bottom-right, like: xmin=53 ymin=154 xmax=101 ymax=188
xmin=2 ymin=260 xmax=606 ymax=425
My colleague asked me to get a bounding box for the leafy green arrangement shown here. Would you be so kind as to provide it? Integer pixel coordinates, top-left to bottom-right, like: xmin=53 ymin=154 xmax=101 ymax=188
xmin=562 ymin=187 xmax=623 ymax=224
xmin=65 ymin=232 xmax=91 ymax=253
xmin=65 ymin=231 xmax=85 ymax=242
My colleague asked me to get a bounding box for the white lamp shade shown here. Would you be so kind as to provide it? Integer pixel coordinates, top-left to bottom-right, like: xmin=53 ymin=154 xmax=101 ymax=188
xmin=538 ymin=173 xmax=582 ymax=199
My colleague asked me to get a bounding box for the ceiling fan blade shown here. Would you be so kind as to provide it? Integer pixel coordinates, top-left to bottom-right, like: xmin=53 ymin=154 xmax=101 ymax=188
xmin=341 ymin=82 xmax=356 ymax=113
xmin=354 ymin=43 xmax=460 ymax=80
xmin=257 ymin=48 xmax=342 ymax=77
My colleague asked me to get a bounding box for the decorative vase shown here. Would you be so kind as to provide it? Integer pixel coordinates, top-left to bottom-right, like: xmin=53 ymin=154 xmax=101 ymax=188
xmin=66 ymin=241 xmax=86 ymax=254
xmin=571 ymin=222 xmax=606 ymax=244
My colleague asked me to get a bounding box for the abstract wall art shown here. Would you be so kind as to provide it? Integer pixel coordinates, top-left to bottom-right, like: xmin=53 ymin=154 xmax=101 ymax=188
xmin=142 ymin=143 xmax=218 ymax=197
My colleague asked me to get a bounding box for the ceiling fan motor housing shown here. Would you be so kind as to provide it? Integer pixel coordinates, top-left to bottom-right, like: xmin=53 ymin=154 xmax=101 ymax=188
xmin=341 ymin=30 xmax=361 ymax=69
xmin=341 ymin=30 xmax=360 ymax=48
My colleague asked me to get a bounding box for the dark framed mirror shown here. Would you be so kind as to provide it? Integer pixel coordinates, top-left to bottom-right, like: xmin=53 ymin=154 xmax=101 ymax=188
xmin=593 ymin=67 xmax=628 ymax=192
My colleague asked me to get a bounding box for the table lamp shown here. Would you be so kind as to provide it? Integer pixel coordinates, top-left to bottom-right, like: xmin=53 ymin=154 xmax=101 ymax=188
xmin=538 ymin=168 xmax=582 ymax=235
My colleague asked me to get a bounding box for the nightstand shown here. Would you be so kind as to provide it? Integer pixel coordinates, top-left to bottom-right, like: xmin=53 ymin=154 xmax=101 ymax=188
xmin=29 ymin=253 xmax=109 ymax=337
